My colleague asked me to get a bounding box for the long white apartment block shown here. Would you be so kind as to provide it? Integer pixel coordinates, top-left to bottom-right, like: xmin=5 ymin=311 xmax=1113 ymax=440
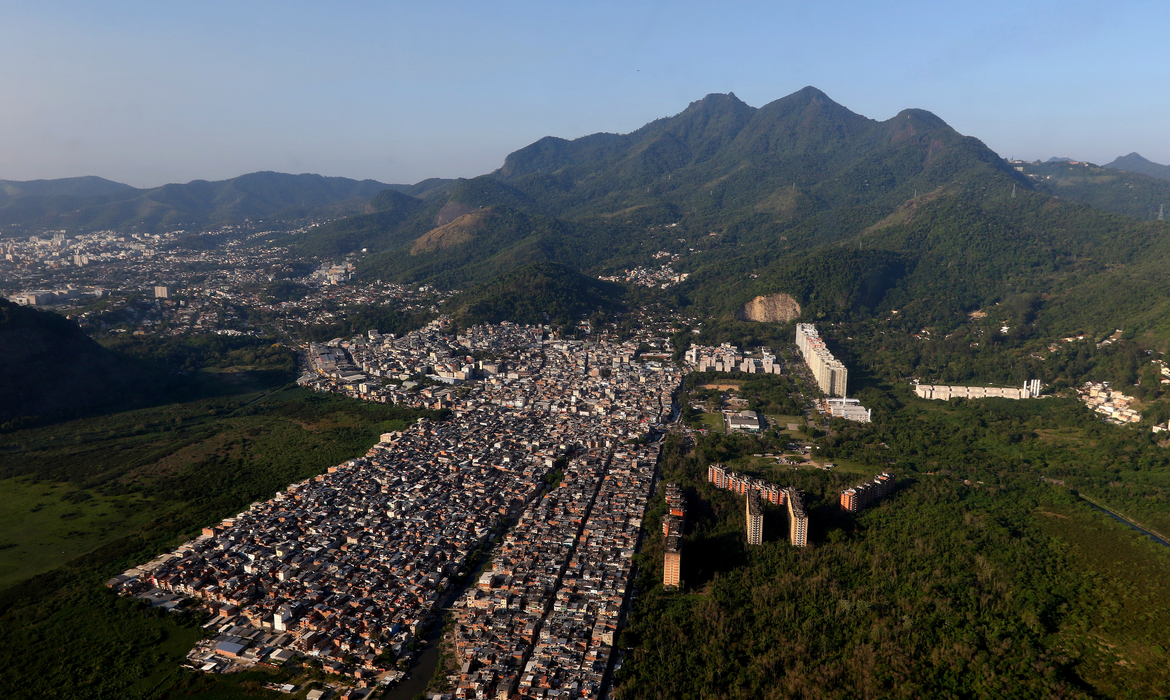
xmin=795 ymin=323 xmax=847 ymax=397
xmin=914 ymin=380 xmax=1041 ymax=401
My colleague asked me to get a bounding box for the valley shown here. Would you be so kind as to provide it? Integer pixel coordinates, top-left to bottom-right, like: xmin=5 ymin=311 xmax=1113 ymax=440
xmin=3 ymin=87 xmax=1170 ymax=699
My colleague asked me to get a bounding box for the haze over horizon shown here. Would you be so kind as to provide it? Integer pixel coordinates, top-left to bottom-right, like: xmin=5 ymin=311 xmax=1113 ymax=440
xmin=4 ymin=0 xmax=1169 ymax=188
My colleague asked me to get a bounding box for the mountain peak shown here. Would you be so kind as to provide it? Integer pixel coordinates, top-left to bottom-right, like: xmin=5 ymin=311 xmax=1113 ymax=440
xmin=1104 ymin=152 xmax=1170 ymax=181
xmin=893 ymin=108 xmax=946 ymax=125
xmin=688 ymin=92 xmax=748 ymax=108
xmin=796 ymin=85 xmax=829 ymax=97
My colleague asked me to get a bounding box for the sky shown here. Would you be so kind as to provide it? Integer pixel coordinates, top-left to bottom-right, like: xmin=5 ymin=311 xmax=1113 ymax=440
xmin=2 ymin=0 xmax=1169 ymax=187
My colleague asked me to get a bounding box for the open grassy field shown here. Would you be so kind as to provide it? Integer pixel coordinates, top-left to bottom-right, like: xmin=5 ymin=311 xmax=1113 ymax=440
xmin=0 ymin=477 xmax=158 ymax=588
xmin=816 ymin=456 xmax=876 ymax=475
xmin=766 ymin=414 xmax=806 ymax=432
xmin=696 ymin=411 xmax=725 ymax=433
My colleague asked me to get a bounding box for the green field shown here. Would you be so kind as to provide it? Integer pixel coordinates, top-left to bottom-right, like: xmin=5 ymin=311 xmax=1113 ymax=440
xmin=0 ymin=477 xmax=158 ymax=588
xmin=816 ymin=457 xmax=875 ymax=475
xmin=696 ymin=411 xmax=725 ymax=433
xmin=765 ymin=414 xmax=806 ymax=432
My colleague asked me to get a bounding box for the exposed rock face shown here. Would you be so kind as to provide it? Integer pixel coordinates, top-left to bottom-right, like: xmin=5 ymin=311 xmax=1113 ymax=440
xmin=737 ymin=293 xmax=801 ymax=322
xmin=434 ymin=200 xmax=473 ymax=226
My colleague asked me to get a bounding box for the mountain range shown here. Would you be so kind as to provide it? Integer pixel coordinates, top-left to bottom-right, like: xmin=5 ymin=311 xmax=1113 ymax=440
xmin=7 ymin=87 xmax=1170 ymax=345
xmin=1016 ymin=158 xmax=1170 ymax=221
xmin=0 ymin=172 xmax=454 ymax=235
xmin=276 ymin=88 xmax=1170 ymax=344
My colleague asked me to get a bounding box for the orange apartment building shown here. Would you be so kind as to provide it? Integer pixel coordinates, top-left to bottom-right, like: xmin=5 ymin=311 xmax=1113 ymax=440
xmin=663 ymin=482 xmax=686 ymax=588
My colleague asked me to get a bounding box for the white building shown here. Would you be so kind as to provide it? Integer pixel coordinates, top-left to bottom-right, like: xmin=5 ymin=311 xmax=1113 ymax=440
xmin=795 ymin=324 xmax=847 ymax=396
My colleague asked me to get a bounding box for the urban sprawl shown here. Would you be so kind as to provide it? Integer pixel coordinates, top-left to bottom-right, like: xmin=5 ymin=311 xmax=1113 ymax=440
xmin=91 ymin=306 xmax=1151 ymax=699
xmin=110 ymin=320 xmax=683 ymax=699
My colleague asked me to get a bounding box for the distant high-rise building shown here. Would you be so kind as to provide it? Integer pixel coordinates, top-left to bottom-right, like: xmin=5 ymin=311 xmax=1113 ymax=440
xmin=663 ymin=535 xmax=681 ymax=588
xmin=663 ymin=482 xmax=685 ymax=588
xmin=786 ymin=488 xmax=808 ymax=547
xmin=746 ymin=491 xmax=764 ymax=545
xmin=795 ymin=324 xmax=847 ymax=396
xmin=154 ymin=285 xmax=174 ymax=299
xmin=840 ymin=473 xmax=895 ymax=513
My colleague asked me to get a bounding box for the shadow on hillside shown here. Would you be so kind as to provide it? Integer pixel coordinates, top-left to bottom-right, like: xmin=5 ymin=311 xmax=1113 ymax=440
xmin=0 ymin=368 xmax=294 ymax=433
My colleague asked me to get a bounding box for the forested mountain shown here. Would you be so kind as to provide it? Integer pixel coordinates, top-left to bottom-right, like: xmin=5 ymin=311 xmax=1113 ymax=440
xmin=0 ymin=172 xmax=439 ymax=234
xmin=444 ymin=262 xmax=625 ymax=330
xmin=1014 ymin=159 xmax=1170 ymax=220
xmin=0 ymin=176 xmax=133 ymax=200
xmin=0 ymin=300 xmax=177 ymax=425
xmin=281 ymin=87 xmax=1170 ymax=344
xmin=495 ymin=87 xmax=1024 ymax=220
xmin=1105 ymin=152 xmax=1170 ymax=181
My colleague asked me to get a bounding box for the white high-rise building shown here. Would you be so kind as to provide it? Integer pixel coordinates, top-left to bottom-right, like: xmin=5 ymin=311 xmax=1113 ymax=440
xmin=795 ymin=324 xmax=848 ymax=397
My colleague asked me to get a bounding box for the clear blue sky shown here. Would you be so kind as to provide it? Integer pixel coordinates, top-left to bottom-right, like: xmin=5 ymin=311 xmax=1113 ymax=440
xmin=3 ymin=0 xmax=1168 ymax=186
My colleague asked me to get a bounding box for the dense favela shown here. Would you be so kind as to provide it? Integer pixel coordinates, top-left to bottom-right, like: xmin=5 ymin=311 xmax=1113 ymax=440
xmin=109 ymin=321 xmax=681 ymax=698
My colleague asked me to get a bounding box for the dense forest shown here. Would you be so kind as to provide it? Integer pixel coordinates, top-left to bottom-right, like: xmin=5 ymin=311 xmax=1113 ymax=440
xmin=616 ymin=390 xmax=1170 ymax=699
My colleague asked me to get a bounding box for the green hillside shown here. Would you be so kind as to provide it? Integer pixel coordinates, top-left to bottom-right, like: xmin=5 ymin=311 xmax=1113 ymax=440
xmin=444 ymin=261 xmax=625 ymax=329
xmin=276 ymin=87 xmax=1170 ymax=346
xmin=1015 ymin=159 xmax=1170 ymax=220
xmin=0 ymin=300 xmax=179 ymax=426
xmin=1105 ymin=152 xmax=1170 ymax=182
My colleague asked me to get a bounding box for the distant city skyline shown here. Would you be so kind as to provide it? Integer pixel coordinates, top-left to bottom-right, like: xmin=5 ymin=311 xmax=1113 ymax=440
xmin=3 ymin=0 xmax=1168 ymax=187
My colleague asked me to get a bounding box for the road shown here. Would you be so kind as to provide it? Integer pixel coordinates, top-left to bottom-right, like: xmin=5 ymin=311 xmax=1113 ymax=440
xmin=1077 ymin=495 xmax=1170 ymax=549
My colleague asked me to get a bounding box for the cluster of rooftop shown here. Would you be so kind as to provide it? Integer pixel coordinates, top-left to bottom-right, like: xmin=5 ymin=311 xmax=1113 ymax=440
xmin=1 ymin=230 xmax=180 ymax=272
xmin=663 ymin=483 xmax=685 ymax=589
xmin=914 ymin=379 xmax=1042 ymax=401
xmin=839 ymin=473 xmax=896 ymax=513
xmin=313 ymin=262 xmax=355 ymax=285
xmin=683 ymin=342 xmax=783 ymax=374
xmin=252 ymin=279 xmax=450 ymax=337
xmin=111 ymin=409 xmax=552 ymax=684
xmin=795 ymin=324 xmax=847 ymax=396
xmin=111 ymin=322 xmax=681 ymax=691
xmin=597 ymin=264 xmax=688 ymax=289
xmin=448 ymin=337 xmax=681 ymax=700
xmin=1078 ymin=382 xmax=1142 ymax=426
xmin=300 ymin=321 xmax=535 ymax=404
